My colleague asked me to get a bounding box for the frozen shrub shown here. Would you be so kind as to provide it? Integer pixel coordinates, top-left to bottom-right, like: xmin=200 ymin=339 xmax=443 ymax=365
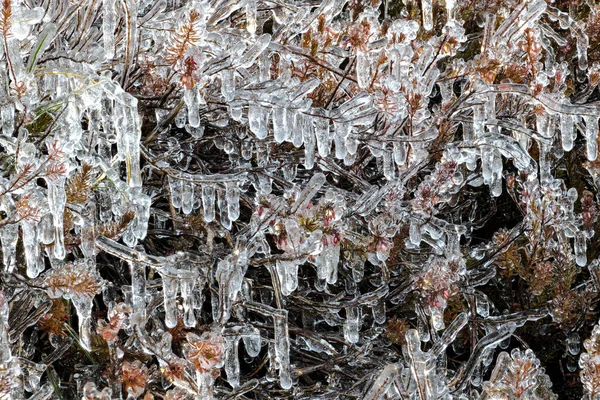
xmin=0 ymin=0 xmax=599 ymax=398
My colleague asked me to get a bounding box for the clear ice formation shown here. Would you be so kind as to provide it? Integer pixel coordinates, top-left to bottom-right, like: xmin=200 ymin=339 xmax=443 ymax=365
xmin=0 ymin=0 xmax=598 ymax=398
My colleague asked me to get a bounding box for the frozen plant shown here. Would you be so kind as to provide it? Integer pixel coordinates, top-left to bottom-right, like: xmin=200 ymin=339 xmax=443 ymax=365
xmin=0 ymin=0 xmax=599 ymax=398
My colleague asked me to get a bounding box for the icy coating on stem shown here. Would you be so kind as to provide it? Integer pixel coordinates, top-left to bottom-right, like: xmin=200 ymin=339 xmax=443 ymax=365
xmin=0 ymin=0 xmax=599 ymax=398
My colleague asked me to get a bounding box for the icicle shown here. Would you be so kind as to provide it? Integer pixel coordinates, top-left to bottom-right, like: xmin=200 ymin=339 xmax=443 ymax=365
xmin=382 ymin=147 xmax=395 ymax=180
xmin=290 ymin=110 xmax=303 ymax=147
xmin=103 ymin=0 xmax=117 ymax=58
xmin=356 ymin=50 xmax=371 ymax=89
xmin=226 ymin=182 xmax=240 ymax=222
xmin=430 ymin=304 xmax=445 ymax=331
xmin=216 ymin=188 xmax=230 ymax=229
xmin=314 ymin=116 xmax=331 ymax=157
xmin=224 ymin=335 xmax=241 ymax=388
xmin=372 ymin=302 xmax=386 ymax=325
xmin=181 ymin=180 xmax=195 ymax=215
xmin=445 ymin=0 xmax=455 ymax=22
xmin=344 ymin=307 xmax=360 ymax=343
xmin=475 ymin=292 xmax=490 ymax=318
xmin=393 ymin=141 xmax=407 ymax=166
xmin=237 ymin=34 xmax=271 ymax=68
xmin=216 ymin=252 xmax=248 ymax=323
xmin=72 ymin=292 xmax=94 ymax=351
xmin=246 ymin=0 xmax=257 ymax=35
xmin=273 ymin=107 xmax=289 ymax=143
xmin=48 ymin=177 xmax=67 ymax=260
xmin=333 ymin=122 xmax=350 ymax=159
xmin=409 ymin=221 xmax=421 ymax=245
xmin=575 ymin=231 xmax=587 ymax=266
xmin=162 ymin=274 xmax=179 ymax=329
xmin=22 ymin=221 xmax=43 ymax=278
xmin=184 ymin=87 xmax=201 ymax=128
xmin=129 ymin=261 xmax=146 ymax=326
xmin=0 ymin=103 xmax=14 ymax=137
xmin=202 ymin=184 xmax=216 ymax=222
xmin=0 ymin=292 xmax=10 ymax=362
xmin=273 ymin=311 xmax=292 ymax=389
xmin=302 ymin=114 xmax=316 ymax=169
xmin=291 ymin=173 xmax=326 ymax=214
xmin=575 ymin=29 xmax=589 ymax=71
xmin=221 ymin=69 xmax=235 ymax=102
xmin=277 ymin=260 xmax=299 ymax=295
xmin=567 ymin=332 xmax=580 ymax=355
xmin=422 ymin=0 xmax=433 ymax=30
xmin=290 ymin=78 xmax=320 ymax=102
xmin=248 ymin=104 xmax=269 ymax=139
xmin=561 ymin=113 xmax=575 ymax=152
xmin=473 ymin=104 xmax=485 ymax=137
xmin=243 ymin=326 xmax=262 ymax=357
xmin=584 ymin=116 xmax=598 ymax=161
xmin=490 ymin=149 xmax=503 ymax=197
xmin=80 ymin=202 xmax=97 ymax=259
xmin=315 ymin=243 xmax=339 ymax=284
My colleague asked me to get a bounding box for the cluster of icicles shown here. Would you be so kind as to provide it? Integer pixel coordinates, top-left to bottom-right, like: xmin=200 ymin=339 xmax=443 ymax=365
xmin=0 ymin=0 xmax=600 ymax=398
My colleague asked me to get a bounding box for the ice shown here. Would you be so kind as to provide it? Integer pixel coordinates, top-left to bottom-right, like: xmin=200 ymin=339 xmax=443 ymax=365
xmin=276 ymin=260 xmax=299 ymax=295
xmin=363 ymin=364 xmax=401 ymax=400
xmin=243 ymin=326 xmax=262 ymax=357
xmin=246 ymin=0 xmax=257 ymax=35
xmin=302 ymin=114 xmax=316 ymax=169
xmin=409 ymin=221 xmax=421 ymax=245
xmin=472 ymin=105 xmax=485 ymax=138
xmin=221 ymin=69 xmax=236 ymax=102
xmin=181 ymin=180 xmax=195 ymax=215
xmin=216 ymin=250 xmax=248 ymax=322
xmin=476 ymin=292 xmax=490 ymax=318
xmin=372 ymin=302 xmax=386 ymax=325
xmin=71 ymin=291 xmax=94 ymax=352
xmin=575 ymin=231 xmax=587 ymax=266
xmin=225 ymin=334 xmax=241 ymax=388
xmin=226 ymin=182 xmax=241 ymax=222
xmin=273 ymin=107 xmax=289 ymax=143
xmin=422 ymin=0 xmax=433 ymax=30
xmin=0 ymin=292 xmax=10 ymax=362
xmin=315 ymin=242 xmax=340 ymax=284
xmin=560 ymin=113 xmax=575 ymax=152
xmin=243 ymin=302 xmax=291 ymax=388
xmin=237 ymin=34 xmax=271 ymax=68
xmin=248 ymin=104 xmax=269 ymax=139
xmin=356 ymin=50 xmax=371 ymax=89
xmin=218 ymin=187 xmax=232 ymax=230
xmin=290 ymin=110 xmax=303 ymax=147
xmin=291 ymin=173 xmax=326 ymax=214
xmin=273 ymin=311 xmax=292 ymax=389
xmin=47 ymin=177 xmax=67 ymax=260
xmin=202 ymin=184 xmax=216 ymax=222
xmin=393 ymin=141 xmax=407 ymax=166
xmin=130 ymin=261 xmax=146 ymax=326
xmin=314 ymin=115 xmax=331 ymax=157
xmin=162 ymin=274 xmax=179 ymax=328
xmin=22 ymin=221 xmax=43 ymax=278
xmin=103 ymin=0 xmax=116 ymax=58
xmin=567 ymin=332 xmax=580 ymax=355
xmin=343 ymin=307 xmax=360 ymax=343
xmin=27 ymin=23 xmax=57 ymax=73
xmin=333 ymin=122 xmax=350 ymax=159
xmin=184 ymin=87 xmax=201 ymax=128
xmin=584 ymin=116 xmax=598 ymax=161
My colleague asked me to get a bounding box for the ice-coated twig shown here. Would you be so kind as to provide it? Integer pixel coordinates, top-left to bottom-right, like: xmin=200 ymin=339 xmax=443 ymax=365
xmin=450 ymin=323 xmax=516 ymax=391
